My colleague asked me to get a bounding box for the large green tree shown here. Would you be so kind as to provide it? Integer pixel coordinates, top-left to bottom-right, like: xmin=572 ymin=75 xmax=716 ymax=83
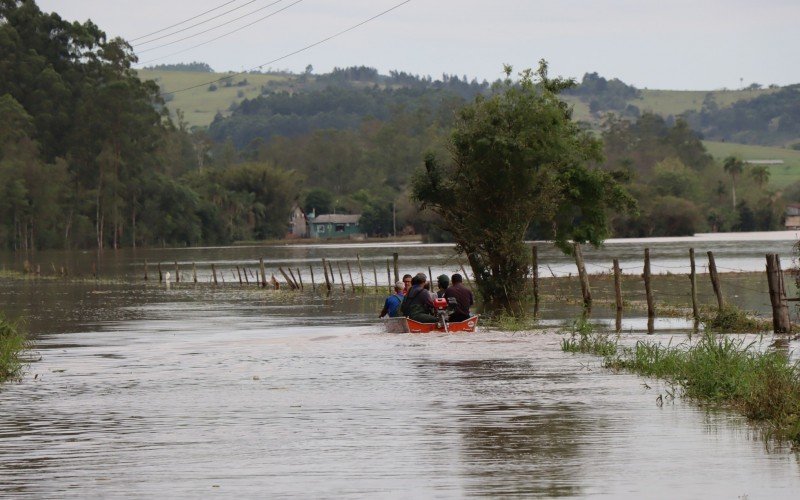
xmin=413 ymin=62 xmax=634 ymax=314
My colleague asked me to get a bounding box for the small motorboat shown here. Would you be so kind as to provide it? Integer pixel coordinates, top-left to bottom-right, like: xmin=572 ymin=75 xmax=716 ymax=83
xmin=384 ymin=315 xmax=479 ymax=334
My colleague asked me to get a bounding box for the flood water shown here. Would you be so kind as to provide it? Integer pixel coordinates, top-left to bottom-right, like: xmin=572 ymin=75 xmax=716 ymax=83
xmin=1 ymin=232 xmax=800 ymax=497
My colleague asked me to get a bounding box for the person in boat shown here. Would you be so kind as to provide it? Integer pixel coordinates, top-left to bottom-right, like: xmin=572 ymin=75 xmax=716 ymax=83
xmin=443 ymin=273 xmax=474 ymax=322
xmin=400 ymin=273 xmax=437 ymax=323
xmin=435 ymin=274 xmax=450 ymax=298
xmin=379 ymin=281 xmax=405 ymax=318
xmin=401 ymin=274 xmax=412 ymax=295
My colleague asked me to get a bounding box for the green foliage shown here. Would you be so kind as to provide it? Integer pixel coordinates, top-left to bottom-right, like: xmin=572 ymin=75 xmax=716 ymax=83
xmin=413 ymin=61 xmax=634 ymax=314
xmin=683 ymin=84 xmax=800 ymax=146
xmin=303 ymin=188 xmax=334 ymax=215
xmin=700 ymin=304 xmax=769 ymax=333
xmin=143 ymin=62 xmax=214 ymax=72
xmin=0 ymin=312 xmax=30 ymax=383
xmin=605 ymin=333 xmax=800 ymax=444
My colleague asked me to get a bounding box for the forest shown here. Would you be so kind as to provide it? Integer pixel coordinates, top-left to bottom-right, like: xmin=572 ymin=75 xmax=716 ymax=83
xmin=0 ymin=0 xmax=795 ymax=251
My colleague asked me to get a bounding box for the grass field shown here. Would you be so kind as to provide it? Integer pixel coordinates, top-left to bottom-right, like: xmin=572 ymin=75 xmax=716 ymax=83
xmin=703 ymin=140 xmax=800 ymax=189
xmin=137 ymin=70 xmax=290 ymax=128
xmin=634 ymin=88 xmax=776 ymax=116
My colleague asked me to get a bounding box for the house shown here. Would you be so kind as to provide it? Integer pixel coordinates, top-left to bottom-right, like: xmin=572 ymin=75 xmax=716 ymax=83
xmin=308 ymin=214 xmax=361 ymax=239
xmin=785 ymin=203 xmax=800 ymax=230
xmin=288 ymin=204 xmax=308 ymax=238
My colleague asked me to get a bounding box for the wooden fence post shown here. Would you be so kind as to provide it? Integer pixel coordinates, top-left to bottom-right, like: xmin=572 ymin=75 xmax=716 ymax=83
xmin=236 ymin=266 xmax=243 ymax=285
xmin=356 ymin=254 xmax=365 ymax=291
xmin=308 ymin=265 xmax=316 ymax=291
xmin=573 ymin=243 xmax=592 ymax=310
xmin=346 ymin=262 xmax=355 ymax=292
xmin=707 ymin=251 xmax=723 ymax=311
xmin=689 ymin=248 xmax=699 ymax=320
xmin=386 ymin=259 xmax=392 ymax=294
xmin=336 ymin=262 xmax=346 ymax=292
xmin=144 ymin=260 xmax=149 ymax=281
xmin=460 ymin=263 xmax=472 ymax=287
xmin=766 ymin=254 xmax=792 ymax=333
xmin=288 ymin=267 xmax=300 ymax=289
xmin=158 ymin=262 xmax=163 ymax=283
xmin=532 ymin=245 xmax=540 ymax=316
xmin=296 ymin=268 xmax=304 ymax=291
xmin=322 ymin=258 xmax=331 ymax=291
xmin=243 ymin=267 xmax=249 ymax=285
xmin=279 ymin=267 xmax=297 ymax=290
xmin=393 ymin=253 xmax=399 ymax=284
xmin=643 ymin=248 xmax=654 ymax=320
xmin=259 ymin=258 xmax=267 ymax=288
xmin=192 ymin=263 xmax=198 ymax=283
xmin=211 ymin=263 xmax=218 ymax=285
xmin=328 ymin=260 xmax=336 ymax=285
xmin=174 ymin=262 xmax=180 ymax=283
xmin=613 ymin=258 xmax=622 ymax=313
xmin=372 ymin=262 xmax=378 ymax=292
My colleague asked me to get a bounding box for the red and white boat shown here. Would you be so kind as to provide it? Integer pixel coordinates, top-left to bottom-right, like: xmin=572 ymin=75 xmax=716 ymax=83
xmin=384 ymin=316 xmax=479 ymax=334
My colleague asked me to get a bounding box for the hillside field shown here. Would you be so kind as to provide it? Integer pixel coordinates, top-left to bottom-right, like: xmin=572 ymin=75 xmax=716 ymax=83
xmin=137 ymin=69 xmax=290 ymax=128
xmin=703 ymin=140 xmax=800 ymax=189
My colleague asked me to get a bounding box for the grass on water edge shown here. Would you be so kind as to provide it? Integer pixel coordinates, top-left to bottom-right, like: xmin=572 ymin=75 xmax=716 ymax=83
xmin=0 ymin=313 xmax=30 ymax=383
xmin=560 ymin=315 xmax=800 ymax=445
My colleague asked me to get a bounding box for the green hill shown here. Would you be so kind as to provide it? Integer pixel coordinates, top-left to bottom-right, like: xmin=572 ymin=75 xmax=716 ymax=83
xmin=703 ymin=140 xmax=800 ymax=189
xmin=137 ymin=69 xmax=291 ymax=128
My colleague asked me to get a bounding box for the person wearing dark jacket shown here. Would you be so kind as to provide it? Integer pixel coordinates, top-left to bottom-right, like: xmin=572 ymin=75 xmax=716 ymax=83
xmin=443 ymin=273 xmax=473 ymax=322
xmin=400 ymin=273 xmax=437 ymax=323
xmin=436 ymin=274 xmax=450 ymax=298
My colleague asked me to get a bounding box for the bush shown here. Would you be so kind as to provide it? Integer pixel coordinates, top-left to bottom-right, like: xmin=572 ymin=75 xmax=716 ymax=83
xmin=0 ymin=313 xmax=30 ymax=382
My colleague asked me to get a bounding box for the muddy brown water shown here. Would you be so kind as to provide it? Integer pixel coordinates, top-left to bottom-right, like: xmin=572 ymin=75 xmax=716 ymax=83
xmin=1 ymin=234 xmax=800 ymax=497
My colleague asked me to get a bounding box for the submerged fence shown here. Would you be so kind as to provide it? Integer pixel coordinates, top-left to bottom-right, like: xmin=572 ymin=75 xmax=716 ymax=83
xmin=11 ymin=246 xmax=796 ymax=334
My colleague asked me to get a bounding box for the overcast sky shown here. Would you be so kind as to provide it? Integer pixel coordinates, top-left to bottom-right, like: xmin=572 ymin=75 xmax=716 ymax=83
xmin=36 ymin=0 xmax=800 ymax=90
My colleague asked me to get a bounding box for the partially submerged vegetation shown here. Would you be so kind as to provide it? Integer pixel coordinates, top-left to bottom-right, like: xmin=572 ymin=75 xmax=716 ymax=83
xmin=699 ymin=304 xmax=771 ymax=333
xmin=562 ymin=329 xmax=800 ymax=445
xmin=0 ymin=313 xmax=30 ymax=383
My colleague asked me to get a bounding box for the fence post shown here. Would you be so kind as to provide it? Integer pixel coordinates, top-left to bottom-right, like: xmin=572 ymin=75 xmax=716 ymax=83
xmin=372 ymin=262 xmax=378 ymax=292
xmin=259 ymin=258 xmax=267 ymax=288
xmin=707 ymin=251 xmax=723 ymax=311
xmin=386 ymin=259 xmax=392 ymax=294
xmin=643 ymin=248 xmax=654 ymax=320
xmin=309 ymin=265 xmax=316 ymax=291
xmin=211 ymin=263 xmax=218 ymax=285
xmin=532 ymin=244 xmax=540 ymax=317
xmin=144 ymin=260 xmax=149 ymax=281
xmin=613 ymin=258 xmax=622 ymax=313
xmin=393 ymin=253 xmax=399 ymax=284
xmin=347 ymin=262 xmax=355 ymax=292
xmin=689 ymin=248 xmax=699 ymax=320
xmin=573 ymin=243 xmax=592 ymax=310
xmin=322 ymin=258 xmax=331 ymax=291
xmin=174 ymin=262 xmax=180 ymax=283
xmin=296 ymin=268 xmax=304 ymax=291
xmin=356 ymin=254 xmax=365 ymax=291
xmin=192 ymin=263 xmax=198 ymax=283
xmin=766 ymin=254 xmax=792 ymax=334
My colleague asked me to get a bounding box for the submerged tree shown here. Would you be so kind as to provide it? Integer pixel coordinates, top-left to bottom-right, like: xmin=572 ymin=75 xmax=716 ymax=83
xmin=412 ymin=61 xmax=634 ymax=315
xmin=723 ymin=155 xmax=744 ymax=209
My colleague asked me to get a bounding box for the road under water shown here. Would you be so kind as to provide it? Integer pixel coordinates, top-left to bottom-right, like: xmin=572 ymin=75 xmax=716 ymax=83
xmin=1 ymin=234 xmax=800 ymax=497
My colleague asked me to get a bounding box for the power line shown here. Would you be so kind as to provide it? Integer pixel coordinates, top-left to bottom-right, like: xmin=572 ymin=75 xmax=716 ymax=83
xmin=157 ymin=0 xmax=412 ymax=96
xmin=136 ymin=0 xmax=302 ymax=64
xmin=138 ymin=0 xmax=266 ymax=48
xmin=130 ymin=0 xmax=240 ymax=43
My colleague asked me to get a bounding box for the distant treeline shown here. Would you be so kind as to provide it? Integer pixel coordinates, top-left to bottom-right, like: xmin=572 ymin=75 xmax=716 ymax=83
xmin=0 ymin=1 xmax=795 ymax=252
xmin=143 ymin=62 xmax=214 ymax=72
xmin=683 ymin=85 xmax=800 ymax=147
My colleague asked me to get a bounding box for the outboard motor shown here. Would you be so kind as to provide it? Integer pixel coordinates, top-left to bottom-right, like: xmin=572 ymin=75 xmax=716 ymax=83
xmin=433 ymin=297 xmax=450 ymax=331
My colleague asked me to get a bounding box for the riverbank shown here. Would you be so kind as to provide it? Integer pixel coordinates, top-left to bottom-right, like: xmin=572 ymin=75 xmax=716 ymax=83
xmin=563 ymin=330 xmax=800 ymax=446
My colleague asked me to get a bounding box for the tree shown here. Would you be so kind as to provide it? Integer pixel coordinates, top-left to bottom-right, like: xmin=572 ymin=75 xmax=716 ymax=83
xmin=723 ymin=156 xmax=744 ymax=209
xmin=749 ymin=165 xmax=770 ymax=188
xmin=412 ymin=62 xmax=634 ymax=315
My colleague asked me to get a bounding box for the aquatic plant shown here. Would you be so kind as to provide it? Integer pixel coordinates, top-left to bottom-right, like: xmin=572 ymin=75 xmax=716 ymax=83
xmin=561 ymin=317 xmax=618 ymax=356
xmin=605 ymin=333 xmax=800 ymax=444
xmin=699 ymin=304 xmax=769 ymax=333
xmin=0 ymin=313 xmax=30 ymax=383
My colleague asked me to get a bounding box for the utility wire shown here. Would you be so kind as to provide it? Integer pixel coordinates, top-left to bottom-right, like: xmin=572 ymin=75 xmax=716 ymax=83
xmin=136 ymin=0 xmax=281 ymax=52
xmin=134 ymin=0 xmax=260 ymax=46
xmin=130 ymin=0 xmax=240 ymax=43
xmin=157 ymin=0 xmax=411 ymax=95
xmin=137 ymin=0 xmax=302 ymax=63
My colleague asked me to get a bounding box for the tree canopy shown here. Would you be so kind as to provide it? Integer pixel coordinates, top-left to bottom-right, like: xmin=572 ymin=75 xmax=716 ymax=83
xmin=413 ymin=62 xmax=635 ymax=314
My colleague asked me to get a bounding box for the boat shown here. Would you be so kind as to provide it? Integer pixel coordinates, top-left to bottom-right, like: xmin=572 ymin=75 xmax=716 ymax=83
xmin=384 ymin=316 xmax=479 ymax=334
